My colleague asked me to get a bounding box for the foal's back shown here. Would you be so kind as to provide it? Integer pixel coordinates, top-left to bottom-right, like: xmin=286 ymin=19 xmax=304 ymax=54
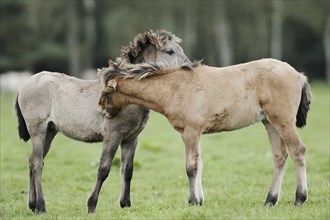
xmin=18 ymin=71 xmax=148 ymax=142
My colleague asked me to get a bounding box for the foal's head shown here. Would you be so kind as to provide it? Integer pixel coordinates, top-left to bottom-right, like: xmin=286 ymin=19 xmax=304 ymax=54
xmin=98 ymin=30 xmax=193 ymax=116
xmin=119 ymin=29 xmax=192 ymax=67
xmin=97 ymin=59 xmax=202 ymax=116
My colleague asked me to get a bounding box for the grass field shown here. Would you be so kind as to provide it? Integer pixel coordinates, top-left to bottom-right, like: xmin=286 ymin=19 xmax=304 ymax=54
xmin=0 ymin=82 xmax=329 ymax=219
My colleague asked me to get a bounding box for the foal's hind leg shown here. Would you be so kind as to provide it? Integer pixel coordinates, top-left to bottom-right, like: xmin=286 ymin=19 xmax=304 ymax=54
xmin=265 ymin=112 xmax=307 ymax=206
xmin=28 ymin=123 xmax=57 ymax=213
xmin=28 ymin=134 xmax=46 ymax=213
xmin=276 ymin=124 xmax=307 ymax=206
xmin=119 ymin=137 xmax=138 ymax=208
xmin=263 ymin=120 xmax=288 ymax=207
xmin=87 ymin=135 xmax=121 ymax=213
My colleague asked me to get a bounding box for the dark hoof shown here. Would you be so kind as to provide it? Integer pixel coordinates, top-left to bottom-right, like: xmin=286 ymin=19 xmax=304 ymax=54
xmin=120 ymin=200 xmax=131 ymax=208
xmin=34 ymin=199 xmax=46 ymax=213
xmin=88 ymin=208 xmax=96 ymax=214
xmin=87 ymin=198 xmax=97 ymax=214
xmin=294 ymin=189 xmax=307 ymax=206
xmin=264 ymin=193 xmax=278 ymax=207
xmin=188 ymin=198 xmax=203 ymax=206
xmin=87 ymin=203 xmax=96 ymax=214
xmin=28 ymin=201 xmax=36 ymax=212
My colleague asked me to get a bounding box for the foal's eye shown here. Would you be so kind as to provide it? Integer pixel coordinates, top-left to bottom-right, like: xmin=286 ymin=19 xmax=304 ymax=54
xmin=165 ymin=49 xmax=174 ymax=55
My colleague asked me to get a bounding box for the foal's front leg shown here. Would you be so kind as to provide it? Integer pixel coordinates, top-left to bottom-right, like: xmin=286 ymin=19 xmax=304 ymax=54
xmin=87 ymin=135 xmax=121 ymax=213
xmin=181 ymin=127 xmax=204 ymax=206
xmin=119 ymin=137 xmax=138 ymax=208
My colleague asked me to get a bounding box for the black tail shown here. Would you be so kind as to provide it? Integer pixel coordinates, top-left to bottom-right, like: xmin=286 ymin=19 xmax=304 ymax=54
xmin=296 ymin=79 xmax=312 ymax=128
xmin=15 ymin=95 xmax=30 ymax=142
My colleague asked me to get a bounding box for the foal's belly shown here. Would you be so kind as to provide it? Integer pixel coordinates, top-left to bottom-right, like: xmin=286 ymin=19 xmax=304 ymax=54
xmin=53 ymin=111 xmax=104 ymax=143
xmin=202 ymin=108 xmax=265 ymax=134
xmin=61 ymin=128 xmax=103 ymax=143
xmin=59 ymin=122 xmax=103 ymax=143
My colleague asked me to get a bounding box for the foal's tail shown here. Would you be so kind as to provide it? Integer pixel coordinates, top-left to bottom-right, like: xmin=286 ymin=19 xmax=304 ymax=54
xmin=15 ymin=94 xmax=30 ymax=142
xmin=296 ymin=74 xmax=312 ymax=128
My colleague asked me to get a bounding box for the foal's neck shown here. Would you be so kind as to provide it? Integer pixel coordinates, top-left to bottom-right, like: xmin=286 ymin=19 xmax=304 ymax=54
xmin=114 ymin=79 xmax=166 ymax=114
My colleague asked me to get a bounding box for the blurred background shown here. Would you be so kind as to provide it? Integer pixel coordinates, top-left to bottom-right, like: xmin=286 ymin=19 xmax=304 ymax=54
xmin=0 ymin=0 xmax=329 ymax=91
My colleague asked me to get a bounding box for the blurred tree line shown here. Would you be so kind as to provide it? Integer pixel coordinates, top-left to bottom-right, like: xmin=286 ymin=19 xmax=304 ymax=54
xmin=0 ymin=0 xmax=329 ymax=82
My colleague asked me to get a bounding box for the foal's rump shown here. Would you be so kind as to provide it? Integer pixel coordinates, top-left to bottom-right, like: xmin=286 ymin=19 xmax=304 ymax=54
xmin=15 ymin=71 xmax=56 ymax=140
xmin=242 ymin=59 xmax=311 ymax=128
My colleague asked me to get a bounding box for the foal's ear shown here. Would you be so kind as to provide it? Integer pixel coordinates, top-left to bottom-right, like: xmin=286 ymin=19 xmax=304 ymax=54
xmin=107 ymin=79 xmax=117 ymax=91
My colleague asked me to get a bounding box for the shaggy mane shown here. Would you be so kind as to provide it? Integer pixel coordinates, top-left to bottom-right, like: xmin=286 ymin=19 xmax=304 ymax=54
xmin=100 ymin=60 xmax=201 ymax=84
xmin=118 ymin=29 xmax=182 ymax=64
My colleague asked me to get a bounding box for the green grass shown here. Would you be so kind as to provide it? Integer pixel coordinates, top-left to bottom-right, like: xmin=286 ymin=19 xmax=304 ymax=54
xmin=0 ymin=82 xmax=329 ymax=219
